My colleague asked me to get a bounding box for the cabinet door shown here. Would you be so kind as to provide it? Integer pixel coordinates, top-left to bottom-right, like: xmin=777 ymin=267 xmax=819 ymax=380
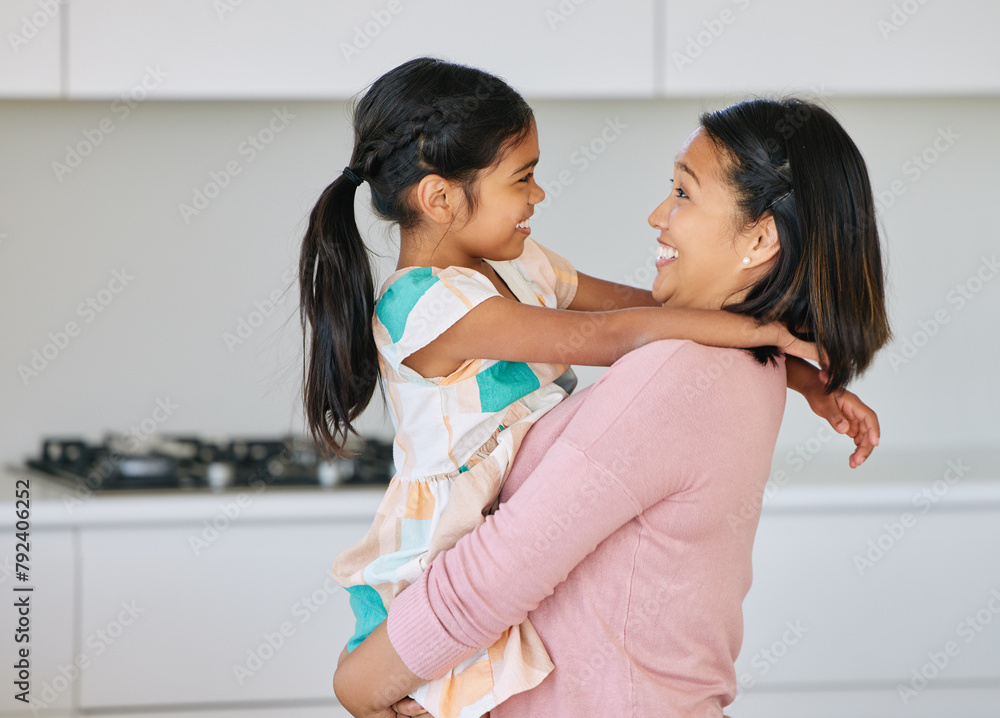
xmin=78 ymin=519 xmax=371 ymax=709
xmin=0 ymin=0 xmax=62 ymax=97
xmin=735 ymin=507 xmax=1000 ymax=694
xmin=67 ymin=0 xmax=655 ymax=99
xmin=0 ymin=529 xmax=75 ymax=715
xmin=661 ymin=0 xmax=1000 ymax=96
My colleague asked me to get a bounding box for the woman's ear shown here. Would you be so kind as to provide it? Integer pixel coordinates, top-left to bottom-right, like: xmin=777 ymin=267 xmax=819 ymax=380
xmin=743 ymin=214 xmax=781 ymax=267
xmin=411 ymin=174 xmax=458 ymax=225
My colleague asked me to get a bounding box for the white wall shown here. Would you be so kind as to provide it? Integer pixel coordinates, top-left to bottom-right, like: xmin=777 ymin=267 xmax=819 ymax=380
xmin=1 ymin=94 xmax=998 ymax=470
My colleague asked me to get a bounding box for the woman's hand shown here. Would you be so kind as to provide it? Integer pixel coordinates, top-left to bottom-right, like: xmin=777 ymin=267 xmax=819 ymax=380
xmin=390 ymin=698 xmax=428 ymax=716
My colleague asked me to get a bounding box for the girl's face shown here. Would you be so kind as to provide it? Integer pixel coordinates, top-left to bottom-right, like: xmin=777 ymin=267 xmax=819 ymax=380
xmin=647 ymin=127 xmax=757 ymax=309
xmin=451 ymin=121 xmax=546 ymax=262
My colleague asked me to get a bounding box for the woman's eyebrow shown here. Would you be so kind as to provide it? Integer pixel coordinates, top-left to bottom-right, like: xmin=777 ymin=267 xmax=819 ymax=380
xmin=674 ymin=160 xmax=700 ymax=186
xmin=510 ymin=157 xmax=539 ymax=176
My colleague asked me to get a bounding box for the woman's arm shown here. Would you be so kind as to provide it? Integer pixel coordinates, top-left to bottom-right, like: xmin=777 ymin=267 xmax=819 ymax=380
xmin=335 ymin=341 xmax=768 ymax=709
xmin=567 ymin=270 xmax=661 ymax=311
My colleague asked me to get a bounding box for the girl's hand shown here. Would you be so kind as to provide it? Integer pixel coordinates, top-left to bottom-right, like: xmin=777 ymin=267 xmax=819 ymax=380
xmin=390 ymin=698 xmax=428 ymax=716
xmin=806 ymin=371 xmax=881 ymax=468
xmin=770 ymin=322 xmax=820 ymax=364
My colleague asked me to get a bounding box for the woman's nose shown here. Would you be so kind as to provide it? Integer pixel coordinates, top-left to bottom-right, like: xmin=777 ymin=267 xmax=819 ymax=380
xmin=648 ymin=197 xmax=671 ymax=229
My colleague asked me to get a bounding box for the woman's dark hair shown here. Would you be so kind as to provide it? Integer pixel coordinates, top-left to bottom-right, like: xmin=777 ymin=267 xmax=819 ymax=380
xmin=299 ymin=57 xmax=534 ymax=455
xmin=700 ymin=98 xmax=891 ymax=392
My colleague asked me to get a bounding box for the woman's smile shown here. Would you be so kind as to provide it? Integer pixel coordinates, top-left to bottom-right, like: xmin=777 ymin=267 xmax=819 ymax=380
xmin=655 ymin=241 xmax=679 ymax=267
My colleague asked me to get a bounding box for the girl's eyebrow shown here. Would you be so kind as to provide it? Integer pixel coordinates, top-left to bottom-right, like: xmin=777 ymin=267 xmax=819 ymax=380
xmin=674 ymin=160 xmax=700 ymax=186
xmin=510 ymin=157 xmax=539 ymax=176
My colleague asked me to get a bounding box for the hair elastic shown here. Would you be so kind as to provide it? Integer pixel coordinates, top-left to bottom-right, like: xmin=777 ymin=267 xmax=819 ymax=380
xmin=342 ymin=166 xmax=363 ymax=187
xmin=768 ymin=189 xmax=792 ymax=209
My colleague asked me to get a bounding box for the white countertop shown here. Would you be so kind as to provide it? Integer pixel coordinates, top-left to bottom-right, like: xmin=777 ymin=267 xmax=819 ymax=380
xmin=0 ymin=465 xmax=386 ymax=528
xmin=2 ymin=446 xmax=999 ymax=528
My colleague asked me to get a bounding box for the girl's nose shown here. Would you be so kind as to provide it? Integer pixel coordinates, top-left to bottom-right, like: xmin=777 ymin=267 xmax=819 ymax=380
xmin=529 ymin=178 xmax=545 ymax=205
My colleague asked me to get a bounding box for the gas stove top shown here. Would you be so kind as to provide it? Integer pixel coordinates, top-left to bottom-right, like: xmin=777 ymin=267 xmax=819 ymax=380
xmin=25 ymin=434 xmax=394 ymax=491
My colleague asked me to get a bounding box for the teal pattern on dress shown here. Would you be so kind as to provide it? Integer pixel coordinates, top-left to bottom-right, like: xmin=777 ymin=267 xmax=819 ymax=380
xmin=376 ymin=266 xmax=438 ymax=343
xmin=344 ymin=584 xmax=388 ymax=652
xmin=476 ymin=360 xmax=541 ymax=412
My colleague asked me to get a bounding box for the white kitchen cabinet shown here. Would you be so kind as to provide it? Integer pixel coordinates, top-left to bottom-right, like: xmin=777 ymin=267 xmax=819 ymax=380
xmin=67 ymin=0 xmax=656 ymax=99
xmin=661 ymin=0 xmax=1000 ymax=96
xmin=0 ymin=0 xmax=63 ymax=97
xmin=740 ymin=509 xmax=1000 ymax=680
xmin=0 ymin=529 xmax=75 ymax=715
xmin=77 ymin=519 xmax=370 ymax=710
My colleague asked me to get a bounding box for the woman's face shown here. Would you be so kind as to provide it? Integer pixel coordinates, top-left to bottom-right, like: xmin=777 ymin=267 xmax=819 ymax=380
xmin=648 ymin=127 xmax=760 ymax=309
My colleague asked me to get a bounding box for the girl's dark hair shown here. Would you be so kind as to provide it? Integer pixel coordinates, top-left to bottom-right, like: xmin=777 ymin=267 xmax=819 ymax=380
xmin=700 ymin=98 xmax=891 ymax=392
xmin=299 ymin=57 xmax=534 ymax=455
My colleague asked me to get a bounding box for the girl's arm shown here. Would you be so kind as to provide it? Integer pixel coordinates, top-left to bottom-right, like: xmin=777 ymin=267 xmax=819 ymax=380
xmin=787 ymin=356 xmax=881 ymax=468
xmin=404 ymin=296 xmax=816 ymax=378
xmin=567 ymin=271 xmax=661 ymax=311
xmin=334 ymin=622 xmax=422 ymax=717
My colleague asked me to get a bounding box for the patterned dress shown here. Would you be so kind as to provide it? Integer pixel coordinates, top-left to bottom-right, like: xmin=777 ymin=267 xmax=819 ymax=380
xmin=332 ymin=238 xmax=578 ymax=718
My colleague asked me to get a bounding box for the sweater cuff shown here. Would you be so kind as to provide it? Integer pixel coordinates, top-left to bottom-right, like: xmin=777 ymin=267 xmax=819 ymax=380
xmin=386 ymin=575 xmax=478 ymax=681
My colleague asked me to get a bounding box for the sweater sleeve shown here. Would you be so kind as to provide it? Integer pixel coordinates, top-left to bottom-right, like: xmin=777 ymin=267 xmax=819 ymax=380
xmin=387 ymin=340 xmax=741 ymax=679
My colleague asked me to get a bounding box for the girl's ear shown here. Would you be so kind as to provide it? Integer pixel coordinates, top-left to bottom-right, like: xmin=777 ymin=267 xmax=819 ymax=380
xmin=743 ymin=214 xmax=781 ymax=266
xmin=412 ymin=174 xmax=458 ymax=225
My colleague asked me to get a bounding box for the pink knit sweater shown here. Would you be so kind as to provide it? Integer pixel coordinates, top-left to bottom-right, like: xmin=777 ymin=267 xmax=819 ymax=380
xmin=387 ymin=339 xmax=787 ymax=716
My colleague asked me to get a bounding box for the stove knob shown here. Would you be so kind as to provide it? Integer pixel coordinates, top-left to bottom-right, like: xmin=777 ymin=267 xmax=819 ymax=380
xmin=206 ymin=462 xmax=235 ymax=492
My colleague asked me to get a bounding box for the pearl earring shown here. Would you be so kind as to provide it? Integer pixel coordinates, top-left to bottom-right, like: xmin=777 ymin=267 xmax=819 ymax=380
xmin=742 ymin=257 xmax=751 ymax=265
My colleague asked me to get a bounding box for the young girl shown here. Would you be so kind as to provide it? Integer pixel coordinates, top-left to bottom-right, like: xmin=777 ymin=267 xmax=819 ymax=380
xmin=301 ymin=58 xmax=829 ymax=717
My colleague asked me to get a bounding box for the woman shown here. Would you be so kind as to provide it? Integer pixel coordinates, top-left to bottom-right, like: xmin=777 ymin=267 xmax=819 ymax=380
xmin=335 ymin=97 xmax=890 ymax=716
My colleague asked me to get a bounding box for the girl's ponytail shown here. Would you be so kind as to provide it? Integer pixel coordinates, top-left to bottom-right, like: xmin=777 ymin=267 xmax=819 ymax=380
xmin=299 ymin=170 xmax=379 ymax=456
